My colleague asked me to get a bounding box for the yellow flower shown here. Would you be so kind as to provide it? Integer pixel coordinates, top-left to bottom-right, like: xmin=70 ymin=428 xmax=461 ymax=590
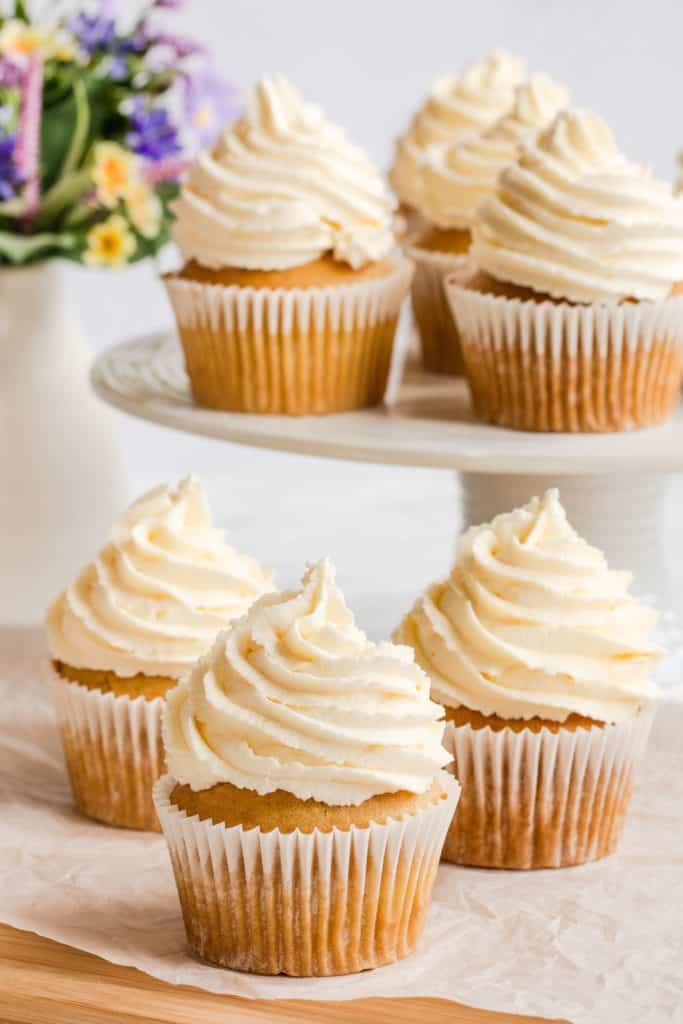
xmin=85 ymin=215 xmax=137 ymax=268
xmin=92 ymin=143 xmax=139 ymax=209
xmin=45 ymin=29 xmax=79 ymax=63
xmin=125 ymin=179 xmax=163 ymax=239
xmin=0 ymin=20 xmax=44 ymax=58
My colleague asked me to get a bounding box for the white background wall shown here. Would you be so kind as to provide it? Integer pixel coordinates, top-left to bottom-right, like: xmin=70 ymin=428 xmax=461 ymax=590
xmin=78 ymin=0 xmax=683 ymax=627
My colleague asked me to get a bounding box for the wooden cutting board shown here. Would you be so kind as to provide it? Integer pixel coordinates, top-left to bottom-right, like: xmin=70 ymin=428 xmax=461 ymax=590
xmin=0 ymin=924 xmax=565 ymax=1024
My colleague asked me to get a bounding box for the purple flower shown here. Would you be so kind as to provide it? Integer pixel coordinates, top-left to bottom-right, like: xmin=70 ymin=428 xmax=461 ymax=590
xmin=147 ymin=31 xmax=206 ymax=60
xmin=0 ymin=57 xmax=24 ymax=89
xmin=0 ymin=135 xmax=24 ymax=202
xmin=183 ymin=69 xmax=241 ymax=149
xmin=107 ymin=53 xmax=128 ymax=80
xmin=126 ymin=97 xmax=181 ymax=162
xmin=15 ymin=55 xmax=42 ymax=216
xmin=145 ymin=154 xmax=188 ymax=185
xmin=154 ymin=0 xmax=188 ymax=8
xmin=116 ymin=31 xmax=147 ymax=55
xmin=68 ymin=7 xmax=117 ymax=54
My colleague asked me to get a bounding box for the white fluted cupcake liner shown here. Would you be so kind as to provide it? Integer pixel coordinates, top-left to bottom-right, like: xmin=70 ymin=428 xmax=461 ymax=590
xmin=47 ymin=662 xmax=165 ymax=831
xmin=446 ymin=280 xmax=683 ymax=431
xmin=153 ymin=771 xmax=460 ymax=976
xmin=440 ymin=709 xmax=654 ymax=869
xmin=403 ymin=238 xmax=472 ymax=375
xmin=164 ymin=260 xmax=414 ymax=415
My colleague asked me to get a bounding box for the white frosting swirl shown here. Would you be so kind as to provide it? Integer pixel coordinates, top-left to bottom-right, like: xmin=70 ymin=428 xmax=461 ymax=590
xmin=473 ymin=108 xmax=683 ymax=302
xmin=389 ymin=51 xmax=526 ymax=209
xmin=173 ymin=75 xmax=396 ymax=271
xmin=164 ymin=559 xmax=449 ymax=804
xmin=47 ymin=478 xmax=274 ymax=678
xmin=394 ymin=490 xmax=660 ymax=724
xmin=418 ymin=75 xmax=569 ymax=229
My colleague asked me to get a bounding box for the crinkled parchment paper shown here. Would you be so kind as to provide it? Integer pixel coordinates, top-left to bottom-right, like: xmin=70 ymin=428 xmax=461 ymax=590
xmin=1 ymin=636 xmax=681 ymax=1023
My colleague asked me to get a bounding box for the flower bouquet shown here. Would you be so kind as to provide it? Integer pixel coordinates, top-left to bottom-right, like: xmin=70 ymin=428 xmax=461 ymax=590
xmin=0 ymin=0 xmax=240 ymax=623
xmin=0 ymin=0 xmax=239 ymax=267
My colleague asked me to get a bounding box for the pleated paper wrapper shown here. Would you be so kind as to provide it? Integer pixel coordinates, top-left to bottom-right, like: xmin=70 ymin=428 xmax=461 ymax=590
xmin=153 ymin=771 xmax=460 ymax=977
xmin=403 ymin=238 xmax=472 ymax=375
xmin=446 ymin=280 xmax=683 ymax=431
xmin=48 ymin=662 xmax=165 ymax=832
xmin=164 ymin=260 xmax=413 ymax=415
xmin=441 ymin=709 xmax=653 ymax=869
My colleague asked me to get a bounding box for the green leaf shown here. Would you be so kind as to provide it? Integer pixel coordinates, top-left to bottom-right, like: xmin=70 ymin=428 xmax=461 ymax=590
xmin=13 ymin=1 xmax=30 ymax=23
xmin=40 ymin=74 xmax=107 ymax=193
xmin=0 ymin=230 xmax=76 ymax=264
xmin=58 ymin=77 xmax=91 ymax=180
xmin=0 ymin=195 xmax=27 ymax=218
xmin=33 ymin=168 xmax=92 ymax=230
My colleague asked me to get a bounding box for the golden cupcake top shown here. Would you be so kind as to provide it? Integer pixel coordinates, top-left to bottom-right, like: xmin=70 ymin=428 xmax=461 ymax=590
xmin=389 ymin=51 xmax=526 ymax=210
xmin=173 ymin=75 xmax=396 ymax=272
xmin=417 ymin=74 xmax=570 ymax=230
xmin=473 ymin=108 xmax=683 ymax=302
xmin=395 ymin=490 xmax=661 ymax=724
xmin=46 ymin=477 xmax=274 ymax=678
xmin=164 ymin=559 xmax=449 ymax=805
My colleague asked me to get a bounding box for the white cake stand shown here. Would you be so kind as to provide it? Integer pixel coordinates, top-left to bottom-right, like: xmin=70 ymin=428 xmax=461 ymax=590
xmin=91 ymin=330 xmax=683 ymax=611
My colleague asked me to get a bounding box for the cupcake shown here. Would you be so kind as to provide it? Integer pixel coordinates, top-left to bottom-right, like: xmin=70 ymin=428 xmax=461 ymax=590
xmin=46 ymin=477 xmax=274 ymax=831
xmin=154 ymin=559 xmax=457 ymax=975
xmin=165 ymin=76 xmax=412 ymax=416
xmin=408 ymin=73 xmax=568 ymax=375
xmin=389 ymin=51 xmax=526 ymax=227
xmin=394 ymin=489 xmax=660 ymax=869
xmin=447 ymin=108 xmax=683 ymax=430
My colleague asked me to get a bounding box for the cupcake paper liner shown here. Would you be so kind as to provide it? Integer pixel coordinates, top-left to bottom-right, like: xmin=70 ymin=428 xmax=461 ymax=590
xmin=164 ymin=261 xmax=414 ymax=415
xmin=153 ymin=771 xmax=460 ymax=977
xmin=47 ymin=662 xmax=165 ymax=832
xmin=441 ymin=709 xmax=653 ymax=869
xmin=446 ymin=280 xmax=683 ymax=431
xmin=404 ymin=239 xmax=472 ymax=375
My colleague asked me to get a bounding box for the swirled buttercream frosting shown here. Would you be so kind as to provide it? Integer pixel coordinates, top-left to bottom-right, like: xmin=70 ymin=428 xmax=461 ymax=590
xmin=418 ymin=74 xmax=569 ymax=229
xmin=173 ymin=75 xmax=396 ymax=271
xmin=473 ymin=108 xmax=683 ymax=302
xmin=164 ymin=559 xmax=449 ymax=804
xmin=389 ymin=51 xmax=526 ymax=209
xmin=47 ymin=477 xmax=274 ymax=678
xmin=394 ymin=490 xmax=661 ymax=724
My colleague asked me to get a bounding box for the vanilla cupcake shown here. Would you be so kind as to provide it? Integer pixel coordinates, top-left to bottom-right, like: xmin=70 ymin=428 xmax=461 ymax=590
xmin=165 ymin=76 xmax=411 ymax=416
xmin=46 ymin=477 xmax=274 ymax=831
xmin=395 ymin=490 xmax=660 ymax=869
xmin=154 ymin=559 xmax=457 ymax=975
xmin=390 ymin=51 xmax=526 ymax=222
xmin=408 ymin=74 xmax=568 ymax=374
xmin=447 ymin=108 xmax=683 ymax=430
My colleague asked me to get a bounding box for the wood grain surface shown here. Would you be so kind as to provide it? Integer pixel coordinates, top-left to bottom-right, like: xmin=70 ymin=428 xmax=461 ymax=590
xmin=0 ymin=924 xmax=566 ymax=1024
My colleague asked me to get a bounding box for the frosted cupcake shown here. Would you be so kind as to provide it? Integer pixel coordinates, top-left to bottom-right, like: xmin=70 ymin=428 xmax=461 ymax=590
xmin=409 ymin=74 xmax=568 ymax=374
xmin=46 ymin=477 xmax=274 ymax=831
xmin=390 ymin=51 xmax=525 ymax=224
xmin=165 ymin=76 xmax=411 ymax=416
xmin=447 ymin=108 xmax=683 ymax=430
xmin=395 ymin=490 xmax=660 ymax=869
xmin=154 ymin=559 xmax=457 ymax=975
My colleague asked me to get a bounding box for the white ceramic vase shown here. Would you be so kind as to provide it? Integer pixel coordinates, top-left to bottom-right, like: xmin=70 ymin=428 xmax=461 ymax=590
xmin=0 ymin=261 xmax=128 ymax=625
